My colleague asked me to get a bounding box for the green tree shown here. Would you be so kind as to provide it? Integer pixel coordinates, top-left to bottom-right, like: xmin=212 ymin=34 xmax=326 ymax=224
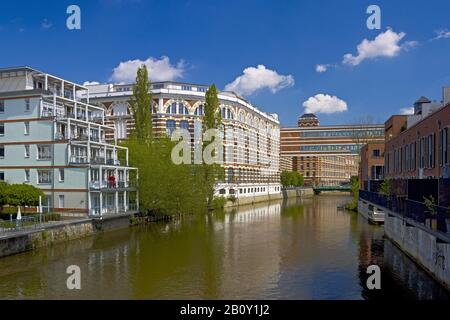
xmin=5 ymin=184 xmax=45 ymax=207
xmin=202 ymin=84 xmax=224 ymax=207
xmin=379 ymin=178 xmax=392 ymax=201
xmin=0 ymin=181 xmax=8 ymax=206
xmin=129 ymin=65 xmax=153 ymax=143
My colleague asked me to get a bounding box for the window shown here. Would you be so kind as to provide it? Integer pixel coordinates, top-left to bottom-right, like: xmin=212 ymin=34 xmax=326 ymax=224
xmin=0 ymin=172 xmax=4 ymax=181
xmin=59 ymin=195 xmax=65 ymax=208
xmin=24 ymin=169 xmax=30 ymax=182
xmin=372 ymin=149 xmax=380 ymax=157
xmin=25 ymin=99 xmax=30 ymax=111
xmin=0 ymin=123 xmax=4 ymax=136
xmin=219 ymin=189 xmax=226 ymax=195
xmin=24 ymin=122 xmax=30 ymax=135
xmin=0 ymin=100 xmax=4 ymax=113
xmin=24 ymin=145 xmax=30 ymax=158
xmin=0 ymin=145 xmax=4 ymax=158
xmin=194 ymin=105 xmax=204 ymax=116
xmin=115 ymin=120 xmax=127 ymax=139
xmin=166 ymin=120 xmax=176 ymax=137
xmin=37 ymin=170 xmax=52 ymax=184
xmin=180 ymin=120 xmax=189 ymax=131
xmin=37 ymin=145 xmax=51 ymax=160
xmin=59 ymin=169 xmax=65 ymax=182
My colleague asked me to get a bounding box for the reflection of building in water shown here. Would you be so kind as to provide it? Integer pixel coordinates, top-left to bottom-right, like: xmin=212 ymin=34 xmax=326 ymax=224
xmin=382 ymin=240 xmax=450 ymax=300
xmin=220 ymin=201 xmax=283 ymax=298
xmin=224 ymin=201 xmax=281 ymax=224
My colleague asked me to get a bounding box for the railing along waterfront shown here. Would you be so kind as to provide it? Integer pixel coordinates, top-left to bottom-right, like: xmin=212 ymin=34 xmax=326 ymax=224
xmin=359 ymin=190 xmax=450 ymax=234
xmin=0 ymin=213 xmax=60 ymax=234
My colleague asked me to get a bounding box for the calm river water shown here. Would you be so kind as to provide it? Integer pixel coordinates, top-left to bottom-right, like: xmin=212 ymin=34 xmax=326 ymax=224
xmin=0 ymin=194 xmax=448 ymax=299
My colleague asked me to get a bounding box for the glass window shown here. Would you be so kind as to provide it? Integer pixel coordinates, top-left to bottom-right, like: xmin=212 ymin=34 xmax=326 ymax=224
xmin=59 ymin=169 xmax=65 ymax=182
xmin=180 ymin=120 xmax=189 ymax=130
xmin=0 ymin=172 xmax=4 ymax=181
xmin=59 ymin=195 xmax=65 ymax=208
xmin=37 ymin=145 xmax=52 ymax=160
xmin=38 ymin=170 xmax=52 ymax=184
xmin=25 ymin=169 xmax=30 ymax=182
xmin=0 ymin=123 xmax=4 ymax=135
xmin=166 ymin=103 xmax=177 ymax=114
xmin=166 ymin=120 xmax=176 ymax=136
xmin=24 ymin=145 xmax=30 ymax=158
xmin=24 ymin=122 xmax=30 ymax=135
xmin=179 ymin=103 xmax=189 ymax=115
xmin=0 ymin=145 xmax=4 ymax=158
xmin=194 ymin=105 xmax=204 ymax=116
xmin=372 ymin=149 xmax=380 ymax=157
xmin=25 ymin=99 xmax=30 ymax=111
xmin=0 ymin=100 xmax=4 ymax=113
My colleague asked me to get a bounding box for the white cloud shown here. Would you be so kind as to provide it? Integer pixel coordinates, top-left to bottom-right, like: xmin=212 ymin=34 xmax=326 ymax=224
xmin=225 ymin=65 xmax=294 ymax=95
xmin=110 ymin=56 xmax=185 ymax=83
xmin=315 ymin=64 xmax=328 ymax=73
xmin=41 ymin=19 xmax=53 ymax=30
xmin=399 ymin=107 xmax=414 ymax=115
xmin=303 ymin=94 xmax=348 ymax=114
xmin=83 ymin=81 xmax=100 ymax=86
xmin=343 ymin=28 xmax=412 ymax=66
xmin=432 ymin=29 xmax=450 ymax=41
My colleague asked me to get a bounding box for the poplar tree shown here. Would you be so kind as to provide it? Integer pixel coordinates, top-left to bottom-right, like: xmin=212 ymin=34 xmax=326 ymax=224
xmin=129 ymin=65 xmax=153 ymax=143
xmin=202 ymin=84 xmax=224 ymax=207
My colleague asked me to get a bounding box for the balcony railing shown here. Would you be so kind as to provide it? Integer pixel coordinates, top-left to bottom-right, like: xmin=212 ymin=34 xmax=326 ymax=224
xmin=70 ymin=155 xmax=88 ymax=164
xmin=359 ymin=190 xmax=450 ymax=234
xmin=89 ymin=180 xmax=131 ymax=189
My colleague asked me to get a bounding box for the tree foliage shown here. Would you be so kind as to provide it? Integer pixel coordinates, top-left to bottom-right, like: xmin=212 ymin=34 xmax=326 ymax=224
xmin=123 ymin=65 xmax=218 ymax=216
xmin=2 ymin=183 xmax=45 ymax=207
xmin=202 ymin=84 xmax=224 ymax=207
xmin=129 ymin=65 xmax=153 ymax=143
xmin=280 ymin=171 xmax=304 ymax=188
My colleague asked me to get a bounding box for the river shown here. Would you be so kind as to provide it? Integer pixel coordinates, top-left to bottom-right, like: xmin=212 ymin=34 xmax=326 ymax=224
xmin=0 ymin=194 xmax=448 ymax=299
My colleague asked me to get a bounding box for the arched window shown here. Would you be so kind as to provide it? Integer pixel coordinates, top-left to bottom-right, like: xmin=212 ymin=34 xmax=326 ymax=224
xmin=194 ymin=105 xmax=204 ymax=116
xmin=179 ymin=103 xmax=189 ymax=115
xmin=166 ymin=102 xmax=189 ymax=114
xmin=227 ymin=109 xmax=234 ymax=120
xmin=180 ymin=120 xmax=189 ymax=130
xmin=166 ymin=103 xmax=177 ymax=114
xmin=112 ymin=103 xmax=128 ymax=116
xmin=221 ymin=107 xmax=226 ymax=119
xmin=166 ymin=120 xmax=176 ymax=136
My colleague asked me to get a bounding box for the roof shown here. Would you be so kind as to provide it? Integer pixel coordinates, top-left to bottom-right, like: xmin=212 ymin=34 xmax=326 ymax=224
xmin=414 ymin=96 xmax=431 ymax=104
xmin=299 ymin=113 xmax=318 ymax=118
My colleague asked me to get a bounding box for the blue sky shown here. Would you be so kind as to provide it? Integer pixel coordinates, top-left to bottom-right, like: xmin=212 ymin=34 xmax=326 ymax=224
xmin=0 ymin=0 xmax=449 ymax=126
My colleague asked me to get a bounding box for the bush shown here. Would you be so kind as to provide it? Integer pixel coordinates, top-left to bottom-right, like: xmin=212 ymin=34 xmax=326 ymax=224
xmin=281 ymin=171 xmax=304 ymax=188
xmin=212 ymin=196 xmax=227 ymax=209
xmin=4 ymin=184 xmax=45 ymax=207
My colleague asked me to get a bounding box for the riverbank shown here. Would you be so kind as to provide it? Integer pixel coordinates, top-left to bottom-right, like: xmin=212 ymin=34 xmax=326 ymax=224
xmin=0 ymin=214 xmax=132 ymax=258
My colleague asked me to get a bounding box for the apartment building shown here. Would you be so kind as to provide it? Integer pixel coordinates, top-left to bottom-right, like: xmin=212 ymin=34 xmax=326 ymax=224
xmin=359 ymin=142 xmax=385 ymax=190
xmin=384 ymin=88 xmax=450 ymax=180
xmin=281 ymin=113 xmax=384 ymax=186
xmin=0 ymin=66 xmax=138 ymax=217
xmin=84 ymin=81 xmax=281 ymax=200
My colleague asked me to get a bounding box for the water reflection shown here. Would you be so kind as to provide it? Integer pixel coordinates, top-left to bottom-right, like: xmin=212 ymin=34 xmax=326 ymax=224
xmin=0 ymin=195 xmax=448 ymax=299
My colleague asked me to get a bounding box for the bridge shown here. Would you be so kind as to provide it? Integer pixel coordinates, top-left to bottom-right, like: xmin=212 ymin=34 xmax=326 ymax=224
xmin=313 ymin=185 xmax=352 ymax=194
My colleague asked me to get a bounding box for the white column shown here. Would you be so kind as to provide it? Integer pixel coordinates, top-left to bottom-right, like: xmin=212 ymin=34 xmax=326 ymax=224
xmin=44 ymin=74 xmax=48 ymax=90
xmin=99 ymin=192 xmax=103 ymax=217
xmin=158 ymin=98 xmax=164 ymax=113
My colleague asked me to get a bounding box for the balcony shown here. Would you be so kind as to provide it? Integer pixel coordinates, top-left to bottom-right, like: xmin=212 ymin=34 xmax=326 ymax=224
xmin=69 ymin=155 xmax=88 ymax=164
xmin=89 ymin=180 xmax=133 ymax=190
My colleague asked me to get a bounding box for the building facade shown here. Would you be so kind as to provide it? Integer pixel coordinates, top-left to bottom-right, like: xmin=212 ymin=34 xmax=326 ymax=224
xmin=281 ymin=113 xmax=384 ymax=186
xmin=85 ymin=82 xmax=281 ymax=199
xmin=384 ymin=89 xmax=450 ymax=180
xmin=0 ymin=67 xmax=138 ymax=217
xmin=359 ymin=142 xmax=385 ymax=190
